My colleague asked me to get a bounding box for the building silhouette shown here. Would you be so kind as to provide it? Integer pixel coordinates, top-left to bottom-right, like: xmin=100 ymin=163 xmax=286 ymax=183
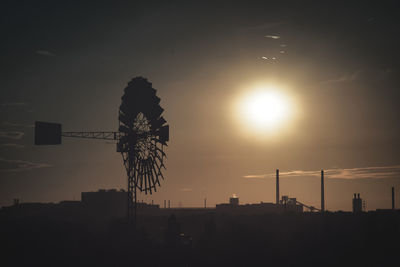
xmin=216 ymin=195 xmax=303 ymax=215
xmin=352 ymin=193 xmax=362 ymax=213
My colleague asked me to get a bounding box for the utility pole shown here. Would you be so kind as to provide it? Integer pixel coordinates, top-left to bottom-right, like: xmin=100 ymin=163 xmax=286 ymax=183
xmin=276 ymin=169 xmax=279 ymax=204
xmin=392 ymin=186 xmax=395 ymax=210
xmin=321 ymin=170 xmax=325 ymax=213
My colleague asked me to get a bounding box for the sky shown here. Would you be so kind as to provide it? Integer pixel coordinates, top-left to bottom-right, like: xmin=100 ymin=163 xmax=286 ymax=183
xmin=1 ymin=1 xmax=400 ymax=211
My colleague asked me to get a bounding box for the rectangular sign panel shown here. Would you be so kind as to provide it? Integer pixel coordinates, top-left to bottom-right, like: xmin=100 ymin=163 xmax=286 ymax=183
xmin=34 ymin=121 xmax=62 ymax=145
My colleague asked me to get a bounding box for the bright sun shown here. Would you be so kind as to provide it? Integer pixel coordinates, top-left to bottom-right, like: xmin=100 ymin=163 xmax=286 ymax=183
xmin=239 ymin=87 xmax=291 ymax=131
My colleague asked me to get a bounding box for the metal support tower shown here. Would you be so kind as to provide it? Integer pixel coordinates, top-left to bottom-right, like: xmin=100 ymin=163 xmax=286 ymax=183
xmin=276 ymin=169 xmax=279 ymax=205
xmin=392 ymin=186 xmax=395 ymax=210
xmin=321 ymin=170 xmax=325 ymax=213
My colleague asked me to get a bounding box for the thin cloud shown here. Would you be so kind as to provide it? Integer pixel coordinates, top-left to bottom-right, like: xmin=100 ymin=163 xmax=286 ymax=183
xmin=35 ymin=50 xmax=55 ymax=57
xmin=237 ymin=22 xmax=283 ymax=32
xmin=321 ymin=68 xmax=396 ymax=85
xmin=1 ymin=143 xmax=24 ymax=149
xmin=326 ymin=166 xmax=400 ymax=180
xmin=3 ymin=121 xmax=22 ymax=127
xmin=180 ymin=188 xmax=193 ymax=192
xmin=0 ymin=102 xmax=26 ymax=107
xmin=244 ymin=174 xmax=267 ymax=179
xmin=3 ymin=121 xmax=34 ymax=128
xmin=265 ymin=35 xmax=280 ymax=39
xmin=321 ymin=70 xmax=362 ymax=84
xmin=261 ymin=56 xmax=277 ymax=60
xmin=244 ymin=165 xmax=400 ymax=180
xmin=0 ymin=131 xmax=24 ymax=140
xmin=0 ymin=158 xmax=51 ymax=172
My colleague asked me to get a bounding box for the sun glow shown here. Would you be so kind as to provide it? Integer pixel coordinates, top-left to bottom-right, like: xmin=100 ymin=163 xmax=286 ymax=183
xmin=237 ymin=86 xmax=292 ymax=132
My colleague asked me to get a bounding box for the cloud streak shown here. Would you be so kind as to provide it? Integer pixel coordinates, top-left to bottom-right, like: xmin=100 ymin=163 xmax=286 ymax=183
xmin=3 ymin=121 xmax=34 ymax=128
xmin=237 ymin=22 xmax=283 ymax=32
xmin=0 ymin=158 xmax=51 ymax=172
xmin=0 ymin=131 xmax=25 ymax=140
xmin=265 ymin=35 xmax=280 ymax=39
xmin=0 ymin=102 xmax=26 ymax=107
xmin=180 ymin=188 xmax=193 ymax=192
xmin=321 ymin=68 xmax=397 ymax=85
xmin=35 ymin=50 xmax=55 ymax=57
xmin=320 ymin=70 xmax=361 ymax=84
xmin=261 ymin=56 xmax=277 ymax=60
xmin=244 ymin=165 xmax=400 ymax=180
xmin=1 ymin=143 xmax=24 ymax=149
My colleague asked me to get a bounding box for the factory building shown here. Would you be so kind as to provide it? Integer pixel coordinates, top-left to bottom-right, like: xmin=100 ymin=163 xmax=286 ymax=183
xmin=216 ymin=195 xmax=303 ymax=215
xmin=229 ymin=195 xmax=239 ymax=206
xmin=82 ymin=189 xmax=127 ymax=218
xmin=81 ymin=189 xmax=159 ymax=218
xmin=352 ymin=193 xmax=363 ymax=213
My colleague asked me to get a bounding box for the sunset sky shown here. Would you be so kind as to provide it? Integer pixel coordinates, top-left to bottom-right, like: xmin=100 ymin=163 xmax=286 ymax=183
xmin=1 ymin=1 xmax=399 ymax=211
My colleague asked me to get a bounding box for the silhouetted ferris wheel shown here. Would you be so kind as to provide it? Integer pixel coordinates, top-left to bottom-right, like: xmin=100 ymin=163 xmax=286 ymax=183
xmin=117 ymin=77 xmax=169 ymax=222
xmin=35 ymin=77 xmax=169 ymax=225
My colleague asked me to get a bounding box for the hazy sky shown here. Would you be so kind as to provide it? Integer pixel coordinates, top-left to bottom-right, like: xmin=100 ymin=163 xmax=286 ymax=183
xmin=1 ymin=1 xmax=400 ymax=211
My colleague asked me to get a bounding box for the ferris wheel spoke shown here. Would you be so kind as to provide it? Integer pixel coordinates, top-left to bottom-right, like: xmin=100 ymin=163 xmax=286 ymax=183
xmin=154 ymin=146 xmax=166 ymax=157
xmin=148 ymin=162 xmax=155 ymax=190
xmin=149 ymin=158 xmax=161 ymax=186
xmin=152 ymin=151 xmax=165 ymax=168
xmin=132 ymin=156 xmax=140 ymax=187
xmin=148 ymin=165 xmax=155 ymax=191
xmin=148 ymin=160 xmax=158 ymax=192
xmin=139 ymin=160 xmax=144 ymax=191
xmin=145 ymin=160 xmax=151 ymax=194
xmin=152 ymin=156 xmax=165 ymax=180
xmin=144 ymin=160 xmax=149 ymax=194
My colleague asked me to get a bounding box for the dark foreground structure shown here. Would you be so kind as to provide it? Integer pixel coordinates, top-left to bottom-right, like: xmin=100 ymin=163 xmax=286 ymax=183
xmin=2 ymin=199 xmax=399 ymax=267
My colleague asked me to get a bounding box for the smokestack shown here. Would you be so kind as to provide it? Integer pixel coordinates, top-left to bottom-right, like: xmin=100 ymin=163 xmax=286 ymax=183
xmin=168 ymin=200 xmax=170 ymax=208
xmin=204 ymin=198 xmax=207 ymax=208
xmin=276 ymin=169 xmax=280 ymax=204
xmin=392 ymin=187 xmax=395 ymax=210
xmin=321 ymin=170 xmax=325 ymax=213
xmin=164 ymin=200 xmax=166 ymax=209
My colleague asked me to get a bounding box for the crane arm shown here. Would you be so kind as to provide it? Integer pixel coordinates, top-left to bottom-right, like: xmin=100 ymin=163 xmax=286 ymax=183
xmin=34 ymin=121 xmax=165 ymax=144
xmin=62 ymin=131 xmax=121 ymax=140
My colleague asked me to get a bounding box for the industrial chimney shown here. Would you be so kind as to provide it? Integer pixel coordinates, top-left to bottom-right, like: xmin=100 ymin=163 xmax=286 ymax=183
xmin=321 ymin=170 xmax=325 ymax=213
xmin=392 ymin=187 xmax=395 ymax=210
xmin=276 ymin=169 xmax=280 ymax=204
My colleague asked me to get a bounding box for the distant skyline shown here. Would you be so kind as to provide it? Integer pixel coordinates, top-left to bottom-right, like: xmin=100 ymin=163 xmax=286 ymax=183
xmin=1 ymin=1 xmax=400 ymax=210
